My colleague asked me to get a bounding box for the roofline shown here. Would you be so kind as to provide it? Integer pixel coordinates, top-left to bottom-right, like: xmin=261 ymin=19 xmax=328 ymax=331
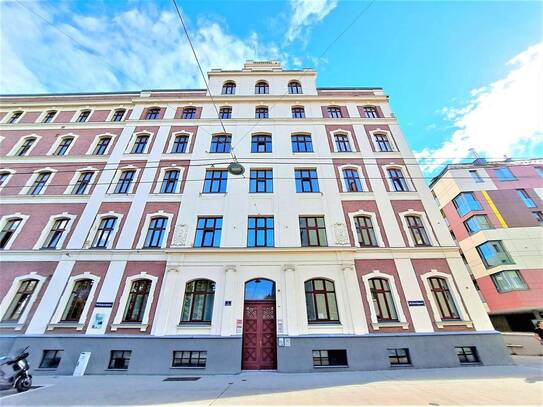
xmin=0 ymin=89 xmax=208 ymax=98
xmin=317 ymin=87 xmax=383 ymax=90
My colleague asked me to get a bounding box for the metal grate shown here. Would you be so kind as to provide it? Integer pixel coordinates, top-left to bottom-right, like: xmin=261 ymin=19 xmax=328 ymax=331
xmin=163 ymin=377 xmax=200 ymax=382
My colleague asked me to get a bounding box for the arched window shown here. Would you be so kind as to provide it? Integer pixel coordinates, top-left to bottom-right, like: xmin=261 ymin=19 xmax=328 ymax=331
xmin=72 ymin=171 xmax=93 ymax=195
xmin=334 ymin=133 xmax=351 ymax=152
xmin=327 ymin=106 xmax=342 ymax=118
xmin=291 ymin=106 xmax=305 ymax=118
xmin=343 ymin=168 xmax=363 ymax=192
xmin=219 ymin=106 xmax=232 ymax=119
xmin=387 ymin=168 xmax=409 ymax=192
xmin=111 ymin=109 xmax=126 ymax=122
xmin=16 ymin=137 xmax=36 ymax=156
xmin=42 ymin=110 xmax=57 ymax=123
xmin=375 ymin=133 xmax=393 ymax=152
xmin=131 ymin=134 xmax=149 ymax=154
xmin=251 ymin=134 xmax=272 ymax=153
xmin=54 ymin=137 xmax=74 ymax=156
xmin=42 ymin=217 xmax=70 ymax=249
xmin=182 ymin=107 xmax=197 ymax=119
xmin=405 ymin=215 xmax=430 ymax=246
xmin=255 ymin=81 xmax=269 ymax=95
xmin=368 ymin=278 xmax=398 ymax=321
xmin=0 ymin=218 xmax=22 ymax=249
xmin=428 ymin=277 xmax=460 ymax=320
xmin=28 ymin=171 xmax=52 ymax=195
xmin=76 ymin=110 xmax=91 ymax=123
xmin=244 ymin=278 xmax=275 ymax=300
xmin=143 ymin=216 xmax=168 ymax=248
xmin=1 ymin=279 xmax=38 ymax=322
xmin=91 ymin=216 xmax=117 ymax=248
xmin=172 ymin=135 xmax=189 ymax=153
xmin=145 ymin=107 xmax=161 ymax=120
xmin=255 ymin=106 xmax=269 ymax=119
xmin=222 ymin=81 xmax=236 ymax=95
xmin=8 ymin=111 xmax=23 ymax=124
xmin=288 ymin=81 xmax=302 ymax=94
xmin=363 ymin=106 xmax=379 ymax=118
xmin=61 ymin=279 xmax=93 ymax=321
xmin=93 ymin=136 xmax=112 ymax=155
xmin=304 ymin=279 xmax=339 ymax=323
xmin=123 ymin=279 xmax=151 ymax=323
xmin=354 ymin=215 xmax=377 ymax=247
xmin=180 ymin=279 xmax=215 ymax=323
xmin=161 ymin=169 xmax=180 ymax=193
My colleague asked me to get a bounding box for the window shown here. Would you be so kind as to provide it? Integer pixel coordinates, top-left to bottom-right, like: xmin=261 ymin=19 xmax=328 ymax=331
xmin=405 ymin=215 xmax=431 ymax=246
xmin=222 ymin=81 xmax=236 ymax=95
xmin=161 ymin=169 xmax=180 ymax=193
xmin=291 ymin=135 xmax=313 ymax=152
xmin=61 ymin=279 xmax=93 ymax=321
xmin=146 ymin=107 xmax=160 ymax=120
xmin=42 ymin=218 xmax=70 ymax=249
xmin=295 ymin=169 xmax=319 ymax=192
xmin=428 ymin=277 xmax=460 ymax=320
xmin=76 ymin=110 xmax=90 ymax=123
xmin=375 ymin=134 xmax=393 ymax=152
xmin=143 ymin=217 xmax=168 ymax=248
xmin=327 ymin=106 xmax=342 ymax=118
xmin=203 ymin=170 xmax=227 ymax=193
xmin=172 ymin=351 xmax=207 ymax=367
xmin=180 ymin=280 xmax=215 ymax=323
xmin=453 ymin=192 xmax=483 ymax=217
xmin=477 ymin=241 xmax=514 ymax=268
xmin=0 ymin=218 xmax=22 ymax=249
xmin=93 ymin=137 xmax=111 ymax=155
xmin=210 ymin=135 xmax=231 ymax=153
xmin=172 ymin=135 xmax=189 ymax=153
xmin=39 ymin=350 xmax=62 ymax=369
xmin=54 ymin=137 xmax=74 ymax=156
xmin=255 ymin=81 xmax=269 ymax=94
xmin=533 ymin=211 xmax=543 ymax=223
xmin=16 ymin=137 xmax=36 ymax=156
xmin=251 ymin=135 xmax=272 ymax=153
xmin=517 ymin=189 xmax=536 ymax=208
xmin=292 ymin=106 xmax=305 ymax=118
xmin=363 ymin=106 xmax=379 ymax=118
xmin=369 ymin=278 xmax=398 ymax=321
xmin=495 ymin=167 xmax=516 ymax=181
xmin=288 ymin=81 xmax=302 ymax=94
xmin=388 ymin=168 xmax=409 ymax=192
xmin=1 ymin=279 xmax=38 ymax=322
xmin=305 ymin=279 xmax=339 ymax=323
xmin=312 ymin=350 xmax=347 ymax=367
xmin=123 ymin=279 xmax=151 ymax=323
xmin=194 ymin=217 xmax=222 ymax=247
xmin=299 ymin=216 xmax=327 ymax=247
xmin=111 ymin=109 xmax=125 ymax=122
xmin=334 ymin=134 xmax=352 ymax=152
xmin=29 ymin=171 xmax=51 ymax=195
xmin=469 ymin=170 xmax=484 ymax=183
xmin=0 ymin=172 xmax=10 ymax=187
xmin=255 ymin=107 xmax=269 ymax=119
xmin=249 ymin=169 xmax=273 ymax=193
xmin=115 ymin=170 xmax=135 ymax=193
xmin=388 ymin=348 xmax=410 ymax=366
xmin=491 ymin=270 xmax=527 ymax=293
xmin=8 ymin=111 xmax=22 ymax=124
xmin=343 ymin=169 xmax=363 ymax=192
xmin=91 ymin=217 xmax=117 ymax=248
xmin=535 ymin=167 xmax=543 ymax=177
xmin=464 ymin=215 xmax=491 ymax=234
xmin=456 ymin=346 xmax=480 ymax=364
xmin=182 ymin=107 xmax=196 ymax=119
xmin=219 ymin=106 xmax=232 ymax=119
xmin=247 ymin=216 xmax=274 ymax=247
xmin=108 ymin=350 xmax=131 ymax=370
xmin=354 ymin=216 xmax=377 ymax=247
xmin=42 ymin=111 xmax=56 ymax=123
xmin=131 ymin=134 xmax=149 ymax=154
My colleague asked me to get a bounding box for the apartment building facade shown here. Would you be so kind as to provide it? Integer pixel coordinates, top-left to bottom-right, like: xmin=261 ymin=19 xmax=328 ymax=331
xmin=430 ymin=159 xmax=543 ymax=333
xmin=0 ymin=61 xmax=510 ymax=374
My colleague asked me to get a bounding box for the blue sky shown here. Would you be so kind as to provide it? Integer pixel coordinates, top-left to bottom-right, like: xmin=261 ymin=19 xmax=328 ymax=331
xmin=1 ymin=0 xmax=542 ymax=176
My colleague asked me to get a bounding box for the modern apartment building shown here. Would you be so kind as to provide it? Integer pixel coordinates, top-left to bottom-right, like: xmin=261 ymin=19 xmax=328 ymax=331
xmin=0 ymin=61 xmax=510 ymax=374
xmin=430 ymin=158 xmax=543 ymax=333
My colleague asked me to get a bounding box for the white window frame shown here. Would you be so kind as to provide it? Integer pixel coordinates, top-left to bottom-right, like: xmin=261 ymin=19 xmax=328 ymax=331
xmin=8 ymin=134 xmax=42 ymax=156
xmin=106 ymin=107 xmax=129 ymax=122
xmin=108 ymin=165 xmax=140 ymax=194
xmin=33 ymin=212 xmax=77 ymax=250
xmin=136 ymin=211 xmax=174 ymax=249
xmin=0 ymin=213 xmax=29 ymax=250
xmin=338 ymin=165 xmax=368 ymax=192
xmin=0 ymin=272 xmax=47 ymax=329
xmin=348 ymin=209 xmax=384 ymax=247
xmin=361 ymin=270 xmax=408 ymax=329
xmin=153 ymin=166 xmax=184 ymax=194
xmin=38 ymin=110 xmax=59 ymax=123
xmin=330 ymin=129 xmax=356 ymax=153
xmin=72 ymin=108 xmax=94 ymax=123
xmin=64 ymin=166 xmax=99 ymax=195
xmin=399 ymin=210 xmax=437 ymax=247
xmin=84 ymin=211 xmax=123 ymax=249
xmin=166 ymin=131 xmax=193 ymax=154
xmin=4 ymin=111 xmax=24 ymax=124
xmin=86 ymin=133 xmax=117 ymax=155
xmin=20 ymin=168 xmax=57 ymax=195
xmin=126 ymin=131 xmax=153 ymax=155
xmin=46 ymin=133 xmax=79 ymax=156
xmin=111 ymin=272 xmax=158 ymax=331
xmin=368 ymin=128 xmax=397 ymax=152
xmin=384 ymin=164 xmax=414 ymax=192
xmin=0 ymin=169 xmax=16 ymax=192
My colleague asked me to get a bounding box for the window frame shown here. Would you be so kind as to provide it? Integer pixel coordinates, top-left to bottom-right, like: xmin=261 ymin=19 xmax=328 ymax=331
xmin=291 ymin=134 xmax=313 ymax=152
xmin=255 ymin=81 xmax=269 ymax=95
xmin=428 ymin=277 xmax=460 ymax=321
xmin=312 ymin=349 xmax=348 ymax=367
xmin=222 ymin=81 xmax=236 ymax=95
xmin=209 ymin=134 xmax=232 ymax=153
xmin=288 ymin=81 xmax=303 ymax=94
xmin=172 ymin=351 xmax=207 ymax=367
xmin=463 ymin=214 xmax=492 ymax=234
xmin=291 ymin=106 xmax=305 ymax=118
xmin=255 ymin=106 xmax=269 ymax=119
xmin=388 ymin=348 xmax=411 ymax=366
xmin=145 ymin=107 xmax=161 ymax=120
xmin=299 ymin=216 xmax=327 ymax=247
xmin=247 ymin=216 xmax=274 ymax=247
xmin=369 ymin=277 xmax=399 ymax=321
xmin=354 ymin=215 xmax=378 ymax=247
xmin=42 ymin=217 xmax=71 ymax=249
xmin=143 ymin=216 xmax=168 ymax=248
xmin=476 ymin=240 xmax=514 ymax=268
xmin=122 ymin=279 xmax=152 ymax=323
xmin=491 ymin=270 xmax=528 ymax=293
xmin=251 ymin=134 xmax=272 ymax=153
xmin=91 ymin=216 xmax=118 ymax=249
xmin=203 ymin=170 xmax=228 ymax=193
xmin=0 ymin=278 xmax=40 ymax=323
xmin=249 ymin=169 xmax=273 ymax=193
xmin=182 ymin=107 xmax=197 ymax=120
xmin=305 ymin=279 xmax=340 ymax=324
xmin=160 ymin=169 xmax=181 ymax=194
xmin=194 ymin=217 xmax=223 ymax=248
xmin=39 ymin=350 xmax=63 ymax=369
xmin=456 ymin=346 xmax=480 ymax=364
xmin=295 ymin=169 xmax=319 ymax=193
xmin=219 ymin=106 xmax=232 ymax=119
xmin=327 ymin=106 xmax=342 ymax=118
xmin=180 ymin=280 xmax=216 ymax=324
xmin=342 ymin=168 xmax=363 ymax=192
xmin=387 ymin=168 xmax=409 ymax=192
xmin=108 ymin=350 xmax=131 ymax=370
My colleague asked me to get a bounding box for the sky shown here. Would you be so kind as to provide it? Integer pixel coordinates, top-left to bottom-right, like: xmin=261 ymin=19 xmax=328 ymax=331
xmin=1 ymin=0 xmax=542 ymax=177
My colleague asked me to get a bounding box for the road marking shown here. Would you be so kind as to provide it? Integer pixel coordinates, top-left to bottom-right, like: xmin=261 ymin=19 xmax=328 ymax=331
xmin=0 ymin=384 xmax=51 ymax=401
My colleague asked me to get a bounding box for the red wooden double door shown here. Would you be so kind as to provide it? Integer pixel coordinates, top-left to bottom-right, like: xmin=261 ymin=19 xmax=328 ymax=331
xmin=242 ymin=300 xmax=277 ymax=370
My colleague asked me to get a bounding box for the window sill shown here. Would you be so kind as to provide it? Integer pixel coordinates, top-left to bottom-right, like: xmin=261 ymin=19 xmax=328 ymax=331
xmin=111 ymin=323 xmax=148 ymax=332
xmin=36 ymin=368 xmax=58 ymax=371
xmin=177 ymin=323 xmax=212 ymax=328
xmin=307 ymin=322 xmax=342 ymax=327
xmin=47 ymin=322 xmax=85 ymax=331
xmin=313 ymin=365 xmax=348 ymax=369
xmin=372 ymin=321 xmax=409 ymax=330
xmin=0 ymin=322 xmax=23 ymax=330
xmin=389 ymin=364 xmax=412 ymax=368
xmin=106 ymin=368 xmax=128 ymax=371
xmin=436 ymin=320 xmax=473 ymax=329
xmin=170 ymin=366 xmax=206 ymax=369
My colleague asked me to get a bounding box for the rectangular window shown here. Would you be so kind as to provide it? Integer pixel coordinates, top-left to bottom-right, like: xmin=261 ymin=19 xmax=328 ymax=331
xmin=469 ymin=170 xmax=484 ymax=183
xmin=161 ymin=170 xmax=180 ymax=193
xmin=111 ymin=110 xmax=125 ymax=122
xmin=219 ymin=107 xmax=232 ymax=119
xmin=210 ymin=135 xmax=231 ymax=153
xmin=327 ymin=107 xmax=342 ymax=118
xmin=131 ymin=135 xmax=149 ymax=154
xmin=94 ymin=137 xmax=111 ymax=155
xmin=42 ymin=218 xmax=69 ymax=249
xmin=405 ymin=216 xmax=431 ymax=246
xmin=8 ymin=112 xmax=22 ymax=124
xmin=291 ymin=135 xmax=313 ymax=152
xmin=334 ymin=134 xmax=352 ymax=152
xmin=29 ymin=172 xmax=51 ymax=195
xmin=375 ymin=134 xmax=393 ymax=152
xmin=535 ymin=167 xmax=543 ymax=177
xmin=255 ymin=107 xmax=269 ymax=119
xmin=39 ymin=350 xmax=63 ymax=369
xmin=292 ymin=107 xmax=305 ymax=118
xmin=203 ymin=170 xmax=227 ymax=193
xmin=455 ymin=346 xmax=480 ymax=364
xmin=194 ymin=217 xmax=222 ymax=248
xmin=172 ymin=136 xmax=189 ymax=153
xmin=42 ymin=111 xmax=56 ymax=123
xmin=0 ymin=219 xmax=22 ymax=250
xmin=91 ymin=217 xmax=116 ymax=249
xmin=16 ymin=138 xmax=36 ymax=156
xmin=476 ymin=241 xmax=514 ymax=268
xmin=295 ymin=169 xmax=319 ymax=192
xmin=343 ymin=169 xmax=363 ymax=192
xmin=251 ymin=135 xmax=272 ymax=153
xmin=495 ymin=167 xmax=516 ymax=181
xmin=146 ymin=108 xmax=160 ymax=120
xmin=54 ymin=138 xmax=73 ymax=156
xmin=452 ymin=192 xmax=483 ymax=217
xmin=387 ymin=168 xmax=409 ymax=192
xmin=115 ymin=170 xmax=135 ymax=194
xmin=354 ymin=216 xmax=377 ymax=247
xmin=182 ymin=108 xmax=196 ymax=119
xmin=72 ymin=171 xmax=93 ymax=195
xmin=312 ymin=350 xmax=347 ymax=367
xmin=388 ymin=348 xmax=411 ymax=366
xmin=77 ymin=111 xmax=90 ymax=122
xmin=299 ymin=216 xmax=327 ymax=247
xmin=249 ymin=169 xmax=273 ymax=193
xmin=247 ymin=216 xmax=274 ymax=247
xmin=172 ymin=351 xmax=207 ymax=368
xmin=491 ymin=270 xmax=528 ymax=293
xmin=143 ymin=217 xmax=168 ymax=248
xmin=108 ymin=350 xmax=131 ymax=370
xmin=517 ymin=189 xmax=536 ymax=208
xmin=463 ymin=215 xmax=492 ymax=234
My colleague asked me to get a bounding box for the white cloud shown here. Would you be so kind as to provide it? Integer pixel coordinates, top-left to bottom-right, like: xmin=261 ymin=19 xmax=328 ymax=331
xmin=0 ymin=2 xmax=286 ymax=94
xmin=416 ymin=42 xmax=543 ymax=175
xmin=285 ymin=0 xmax=338 ymax=43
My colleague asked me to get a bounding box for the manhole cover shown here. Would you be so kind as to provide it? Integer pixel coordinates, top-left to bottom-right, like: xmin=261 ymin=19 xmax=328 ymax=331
xmin=163 ymin=377 xmax=200 ymax=382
